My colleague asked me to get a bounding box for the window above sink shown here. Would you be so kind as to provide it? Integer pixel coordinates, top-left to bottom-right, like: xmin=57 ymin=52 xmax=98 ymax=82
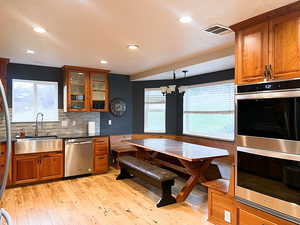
xmin=12 ymin=79 xmax=59 ymax=122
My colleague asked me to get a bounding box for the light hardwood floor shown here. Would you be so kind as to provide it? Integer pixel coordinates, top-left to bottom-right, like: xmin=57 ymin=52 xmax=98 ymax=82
xmin=1 ymin=169 xmax=212 ymax=225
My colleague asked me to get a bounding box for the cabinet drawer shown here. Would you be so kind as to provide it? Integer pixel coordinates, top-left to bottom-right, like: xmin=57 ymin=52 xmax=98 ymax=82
xmin=238 ymin=209 xmax=277 ymax=225
xmin=209 ymin=191 xmax=235 ymax=225
xmin=94 ymin=137 xmax=108 ymax=155
xmin=93 ymin=137 xmax=108 ymax=144
xmin=94 ymin=154 xmax=108 ymax=174
xmin=94 ymin=142 xmax=108 ymax=155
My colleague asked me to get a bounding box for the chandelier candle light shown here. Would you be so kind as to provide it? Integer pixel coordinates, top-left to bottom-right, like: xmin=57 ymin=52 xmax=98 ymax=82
xmin=160 ymin=70 xmax=188 ymax=96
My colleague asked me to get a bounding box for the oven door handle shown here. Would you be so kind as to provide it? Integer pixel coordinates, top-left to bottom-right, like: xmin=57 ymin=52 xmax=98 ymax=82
xmin=236 ymin=90 xmax=300 ymax=100
xmin=237 ymin=146 xmax=300 ymax=162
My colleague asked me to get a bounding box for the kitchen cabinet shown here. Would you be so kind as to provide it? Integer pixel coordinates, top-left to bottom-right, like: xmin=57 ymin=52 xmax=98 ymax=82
xmin=13 ymin=154 xmax=40 ymax=185
xmin=63 ymin=66 xmax=110 ymax=112
xmin=238 ymin=209 xmax=277 ymax=225
xmin=235 ymin=22 xmax=269 ymax=84
xmin=0 ymin=143 xmax=12 ymax=186
xmin=235 ymin=203 xmax=295 ymax=225
xmin=269 ymin=12 xmax=300 ymax=80
xmin=39 ymin=153 xmax=63 ymax=181
xmin=93 ymin=137 xmax=109 ymax=174
xmin=232 ymin=10 xmax=300 ymax=85
xmin=0 ymin=58 xmax=9 ymax=112
xmin=89 ymin=72 xmax=109 ymax=112
xmin=13 ymin=152 xmax=63 ymax=185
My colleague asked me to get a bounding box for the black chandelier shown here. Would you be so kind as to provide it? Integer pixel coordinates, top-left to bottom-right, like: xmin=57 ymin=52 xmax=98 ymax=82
xmin=160 ymin=70 xmax=188 ymax=96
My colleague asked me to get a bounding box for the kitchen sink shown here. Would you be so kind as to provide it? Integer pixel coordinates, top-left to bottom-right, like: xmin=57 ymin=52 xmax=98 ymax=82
xmin=15 ymin=137 xmax=63 ymax=155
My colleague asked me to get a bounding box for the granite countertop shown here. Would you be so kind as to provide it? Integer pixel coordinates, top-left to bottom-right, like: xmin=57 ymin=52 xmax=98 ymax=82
xmin=0 ymin=132 xmax=107 ymax=142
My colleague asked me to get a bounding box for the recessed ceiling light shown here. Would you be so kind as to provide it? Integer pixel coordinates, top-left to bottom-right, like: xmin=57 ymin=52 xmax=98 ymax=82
xmin=179 ymin=16 xmax=193 ymax=23
xmin=33 ymin=27 xmax=46 ymax=33
xmin=127 ymin=44 xmax=140 ymax=50
xmin=100 ymin=60 xmax=108 ymax=64
xmin=26 ymin=49 xmax=35 ymax=54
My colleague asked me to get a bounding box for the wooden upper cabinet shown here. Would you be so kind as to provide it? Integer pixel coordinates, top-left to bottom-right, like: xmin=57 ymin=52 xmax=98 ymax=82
xmin=231 ymin=2 xmax=300 ymax=85
xmin=269 ymin=12 xmax=300 ymax=80
xmin=90 ymin=72 xmax=109 ymax=112
xmin=66 ymin=70 xmax=90 ymax=112
xmin=236 ymin=22 xmax=269 ymax=84
xmin=0 ymin=58 xmax=9 ymax=112
xmin=63 ymin=66 xmax=110 ymax=112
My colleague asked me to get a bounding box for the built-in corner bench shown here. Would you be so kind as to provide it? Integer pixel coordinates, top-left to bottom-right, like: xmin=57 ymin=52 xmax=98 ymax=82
xmin=117 ymin=155 xmax=177 ymax=207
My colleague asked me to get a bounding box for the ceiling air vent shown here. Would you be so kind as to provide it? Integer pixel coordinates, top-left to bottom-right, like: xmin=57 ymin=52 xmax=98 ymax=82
xmin=204 ymin=24 xmax=232 ymax=35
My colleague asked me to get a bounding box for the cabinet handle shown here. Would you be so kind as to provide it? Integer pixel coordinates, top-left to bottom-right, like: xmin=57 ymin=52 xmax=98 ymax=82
xmin=268 ymin=64 xmax=273 ymax=80
xmin=264 ymin=65 xmax=268 ymax=80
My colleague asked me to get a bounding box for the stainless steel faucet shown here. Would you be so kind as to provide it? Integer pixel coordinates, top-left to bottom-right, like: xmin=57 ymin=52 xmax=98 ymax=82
xmin=35 ymin=112 xmax=44 ymax=137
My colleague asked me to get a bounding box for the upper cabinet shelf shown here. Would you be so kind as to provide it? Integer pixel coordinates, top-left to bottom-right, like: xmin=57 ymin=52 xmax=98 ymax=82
xmin=231 ymin=2 xmax=300 ymax=85
xmin=63 ymin=66 xmax=110 ymax=112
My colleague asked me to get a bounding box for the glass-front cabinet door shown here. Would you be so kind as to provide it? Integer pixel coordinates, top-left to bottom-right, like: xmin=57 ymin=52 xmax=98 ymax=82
xmin=63 ymin=66 xmax=110 ymax=112
xmin=68 ymin=71 xmax=89 ymax=111
xmin=89 ymin=72 xmax=108 ymax=111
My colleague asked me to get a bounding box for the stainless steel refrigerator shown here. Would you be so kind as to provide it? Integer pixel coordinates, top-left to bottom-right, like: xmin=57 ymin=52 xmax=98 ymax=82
xmin=0 ymin=80 xmax=12 ymax=225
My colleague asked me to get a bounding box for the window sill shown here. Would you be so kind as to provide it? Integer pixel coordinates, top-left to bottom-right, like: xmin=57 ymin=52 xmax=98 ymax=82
xmin=12 ymin=120 xmax=60 ymax=123
xmin=144 ymin=131 xmax=166 ymax=134
xmin=182 ymin=132 xmax=235 ymax=142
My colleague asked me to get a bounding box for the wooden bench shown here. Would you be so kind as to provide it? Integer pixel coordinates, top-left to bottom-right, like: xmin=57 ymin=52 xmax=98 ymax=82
xmin=110 ymin=135 xmax=138 ymax=168
xmin=116 ymin=156 xmax=177 ymax=207
xmin=202 ymin=166 xmax=235 ymax=225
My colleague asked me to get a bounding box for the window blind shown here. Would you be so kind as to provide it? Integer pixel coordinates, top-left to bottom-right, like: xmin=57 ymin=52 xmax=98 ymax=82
xmin=144 ymin=88 xmax=166 ymax=133
xmin=183 ymin=81 xmax=235 ymax=141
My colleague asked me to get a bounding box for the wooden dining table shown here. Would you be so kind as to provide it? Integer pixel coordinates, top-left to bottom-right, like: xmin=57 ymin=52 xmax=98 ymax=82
xmin=126 ymin=138 xmax=230 ymax=202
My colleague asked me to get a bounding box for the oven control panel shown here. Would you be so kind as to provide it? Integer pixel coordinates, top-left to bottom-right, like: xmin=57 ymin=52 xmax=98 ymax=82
xmin=237 ymin=79 xmax=300 ymax=93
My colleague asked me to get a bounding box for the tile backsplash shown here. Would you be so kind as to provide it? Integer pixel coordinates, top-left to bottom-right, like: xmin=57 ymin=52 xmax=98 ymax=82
xmin=0 ymin=109 xmax=100 ymax=137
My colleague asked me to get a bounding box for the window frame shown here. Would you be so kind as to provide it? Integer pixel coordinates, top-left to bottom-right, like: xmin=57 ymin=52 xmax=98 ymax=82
xmin=144 ymin=88 xmax=166 ymax=133
xmin=182 ymin=80 xmax=235 ymax=141
xmin=12 ymin=79 xmax=59 ymax=123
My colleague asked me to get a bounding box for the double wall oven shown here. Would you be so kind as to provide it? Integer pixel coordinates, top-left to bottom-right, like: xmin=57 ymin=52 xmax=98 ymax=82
xmin=236 ymin=79 xmax=300 ymax=224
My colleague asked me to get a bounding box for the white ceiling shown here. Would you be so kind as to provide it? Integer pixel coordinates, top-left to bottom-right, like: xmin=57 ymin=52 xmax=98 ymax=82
xmin=0 ymin=0 xmax=296 ymax=75
xmin=133 ymin=55 xmax=235 ymax=81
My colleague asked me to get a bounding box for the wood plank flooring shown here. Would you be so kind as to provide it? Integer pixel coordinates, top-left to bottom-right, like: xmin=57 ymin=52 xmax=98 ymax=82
xmin=1 ymin=168 xmax=212 ymax=225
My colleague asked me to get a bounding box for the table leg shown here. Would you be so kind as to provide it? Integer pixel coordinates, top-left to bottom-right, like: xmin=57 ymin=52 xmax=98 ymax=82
xmin=135 ymin=146 xmax=154 ymax=161
xmin=176 ymin=159 xmax=212 ymax=202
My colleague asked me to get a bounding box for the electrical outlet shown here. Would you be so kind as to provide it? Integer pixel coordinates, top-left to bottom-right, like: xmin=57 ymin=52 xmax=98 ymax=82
xmin=61 ymin=120 xmax=68 ymax=127
xmin=108 ymin=120 xmax=112 ymax=125
xmin=224 ymin=210 xmax=231 ymax=223
xmin=72 ymin=121 xmax=76 ymax=126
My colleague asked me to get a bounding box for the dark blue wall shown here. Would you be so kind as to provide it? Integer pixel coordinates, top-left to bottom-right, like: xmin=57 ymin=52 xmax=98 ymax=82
xmin=132 ymin=79 xmax=179 ymax=135
xmin=6 ymin=63 xmax=234 ymax=136
xmin=6 ymin=63 xmax=133 ymax=135
xmin=132 ymin=69 xmax=234 ymax=134
xmin=7 ymin=63 xmax=63 ymax=108
xmin=100 ymin=74 xmax=133 ymax=135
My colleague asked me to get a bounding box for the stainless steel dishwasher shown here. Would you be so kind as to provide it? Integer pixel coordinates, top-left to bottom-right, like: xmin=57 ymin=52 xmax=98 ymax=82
xmin=64 ymin=138 xmax=93 ymax=177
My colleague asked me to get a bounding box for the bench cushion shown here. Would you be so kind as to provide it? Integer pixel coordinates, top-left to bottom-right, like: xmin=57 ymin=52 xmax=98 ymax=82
xmin=119 ymin=156 xmax=177 ymax=182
